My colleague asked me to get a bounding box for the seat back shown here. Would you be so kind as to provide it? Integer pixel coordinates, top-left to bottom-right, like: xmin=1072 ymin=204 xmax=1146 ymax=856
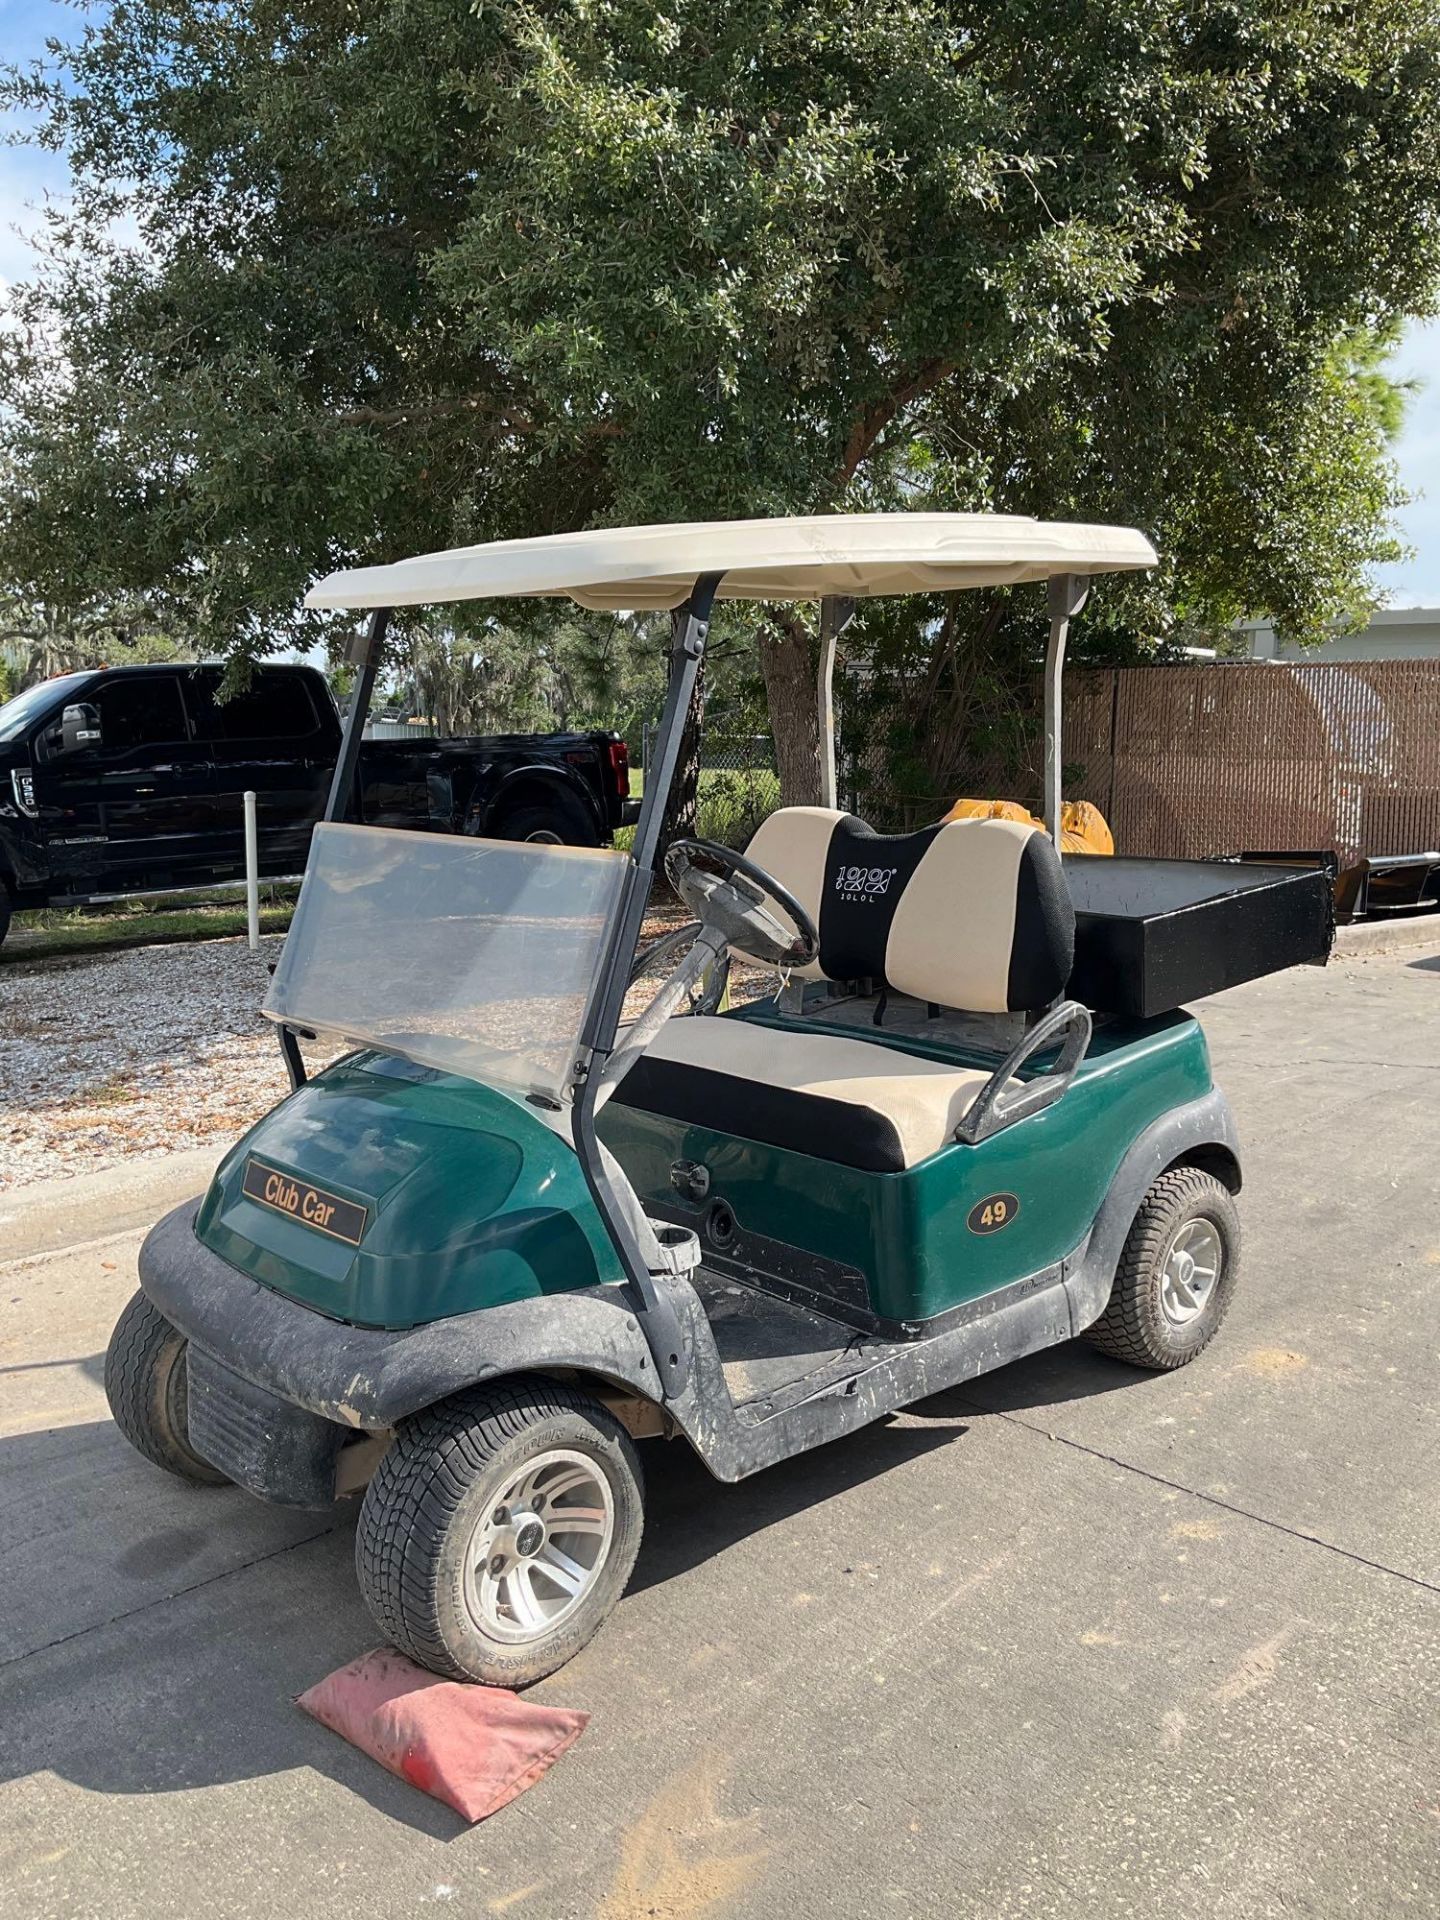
xmin=744 ymin=807 xmax=1074 ymax=1014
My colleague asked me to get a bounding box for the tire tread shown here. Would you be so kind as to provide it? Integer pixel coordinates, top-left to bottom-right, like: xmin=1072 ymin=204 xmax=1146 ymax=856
xmin=103 ymin=1290 xmax=227 ymax=1483
xmin=355 ymin=1375 xmax=641 ymax=1683
xmin=1083 ymin=1166 xmax=1239 ymax=1371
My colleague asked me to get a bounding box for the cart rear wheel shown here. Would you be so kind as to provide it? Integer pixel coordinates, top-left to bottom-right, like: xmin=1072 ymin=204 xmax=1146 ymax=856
xmin=355 ymin=1377 xmax=644 ymax=1686
xmin=1083 ymin=1167 xmax=1240 ymax=1370
xmin=103 ymin=1290 xmax=229 ymax=1484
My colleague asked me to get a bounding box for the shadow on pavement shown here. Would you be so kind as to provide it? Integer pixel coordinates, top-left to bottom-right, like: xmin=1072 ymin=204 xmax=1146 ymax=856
xmin=0 ymin=1403 xmax=973 ymax=1836
xmin=0 ymin=1351 xmax=106 ymax=1383
xmin=630 ymin=1409 xmax=969 ymax=1595
xmin=911 ymin=1337 xmax=1146 ymax=1419
xmin=0 ymin=1418 xmax=467 ymax=1837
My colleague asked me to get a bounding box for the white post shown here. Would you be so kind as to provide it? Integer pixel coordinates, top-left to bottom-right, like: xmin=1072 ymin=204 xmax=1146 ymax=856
xmin=243 ymin=790 xmax=260 ymax=950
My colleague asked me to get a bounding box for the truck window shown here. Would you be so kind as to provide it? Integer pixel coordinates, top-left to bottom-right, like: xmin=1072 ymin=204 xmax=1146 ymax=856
xmin=0 ymin=673 xmax=91 ymax=742
xmin=186 ymin=669 xmax=319 ymax=742
xmin=95 ymin=677 xmax=189 ymax=751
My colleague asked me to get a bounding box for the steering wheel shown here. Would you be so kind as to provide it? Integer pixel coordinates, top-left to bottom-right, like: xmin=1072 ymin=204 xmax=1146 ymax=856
xmin=663 ymin=838 xmax=819 ymax=969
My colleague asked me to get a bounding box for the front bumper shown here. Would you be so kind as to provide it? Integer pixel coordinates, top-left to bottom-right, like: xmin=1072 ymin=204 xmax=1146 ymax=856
xmin=186 ymin=1345 xmax=347 ymax=1509
xmin=140 ymin=1194 xmax=659 ymax=1426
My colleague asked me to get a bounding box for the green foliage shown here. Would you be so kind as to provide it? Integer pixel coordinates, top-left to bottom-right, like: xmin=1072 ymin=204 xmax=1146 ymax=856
xmin=694 ymin=768 xmax=782 ymax=849
xmin=380 ymin=609 xmax=658 ymax=735
xmin=0 ymin=596 xmax=195 ymax=689
xmin=379 ymin=599 xmax=763 ymax=740
xmin=326 ymin=661 xmax=356 ymax=704
xmin=1 ymin=0 xmax=1438 ymax=767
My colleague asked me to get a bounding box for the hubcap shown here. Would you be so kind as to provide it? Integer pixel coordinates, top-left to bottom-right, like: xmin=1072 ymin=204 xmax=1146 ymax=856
xmin=1159 ymin=1218 xmax=1223 ymax=1328
xmin=463 ymin=1449 xmax=614 ymax=1645
xmin=514 ymin=1516 xmax=545 ymax=1557
xmin=524 ymin=827 xmax=563 ymax=844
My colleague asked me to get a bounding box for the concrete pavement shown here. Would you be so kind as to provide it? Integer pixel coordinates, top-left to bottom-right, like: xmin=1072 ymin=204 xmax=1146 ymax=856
xmin=0 ymin=1147 xmax=222 ymax=1263
xmin=1 ymin=944 xmax=1437 ymax=1918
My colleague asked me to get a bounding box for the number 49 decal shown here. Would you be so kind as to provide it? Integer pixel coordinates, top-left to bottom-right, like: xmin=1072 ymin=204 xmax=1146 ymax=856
xmin=968 ymin=1192 xmax=1019 ymax=1234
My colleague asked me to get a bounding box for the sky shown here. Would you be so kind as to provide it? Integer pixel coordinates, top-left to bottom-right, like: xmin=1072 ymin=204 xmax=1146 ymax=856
xmin=2 ymin=0 xmax=1440 ymax=608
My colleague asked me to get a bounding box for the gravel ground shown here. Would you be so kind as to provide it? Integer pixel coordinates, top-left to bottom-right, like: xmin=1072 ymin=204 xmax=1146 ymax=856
xmin=0 ymin=916 xmax=769 ymax=1191
xmin=1 ymin=935 xmax=308 ymax=1190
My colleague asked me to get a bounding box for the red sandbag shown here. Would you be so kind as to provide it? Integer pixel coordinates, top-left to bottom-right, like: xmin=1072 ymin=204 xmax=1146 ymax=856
xmin=297 ymin=1647 xmax=589 ymax=1822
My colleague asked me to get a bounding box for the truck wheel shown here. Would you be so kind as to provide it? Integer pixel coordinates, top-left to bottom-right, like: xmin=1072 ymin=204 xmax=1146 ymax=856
xmin=356 ymin=1377 xmax=644 ymax=1686
xmin=103 ymin=1291 xmax=229 ymax=1485
xmin=1083 ymin=1167 xmax=1240 ymax=1371
xmin=0 ymin=879 xmax=12 ymax=949
xmin=495 ymin=792 xmax=600 ymax=847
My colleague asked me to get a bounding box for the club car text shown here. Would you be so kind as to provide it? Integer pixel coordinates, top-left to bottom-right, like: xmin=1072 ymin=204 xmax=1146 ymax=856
xmin=242 ymin=1159 xmax=367 ymax=1246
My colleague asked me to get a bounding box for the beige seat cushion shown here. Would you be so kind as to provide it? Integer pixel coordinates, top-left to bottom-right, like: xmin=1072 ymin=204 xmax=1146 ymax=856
xmin=613 ymin=1015 xmax=1000 ymax=1172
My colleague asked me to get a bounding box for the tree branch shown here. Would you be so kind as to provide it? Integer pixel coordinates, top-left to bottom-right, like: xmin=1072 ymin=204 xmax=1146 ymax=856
xmin=330 ymin=395 xmax=622 ymax=437
xmin=833 ymin=357 xmax=957 ymax=489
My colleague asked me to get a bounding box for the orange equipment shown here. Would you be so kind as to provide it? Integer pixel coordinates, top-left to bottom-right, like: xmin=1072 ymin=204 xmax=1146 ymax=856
xmin=943 ymin=796 xmax=1114 ymax=855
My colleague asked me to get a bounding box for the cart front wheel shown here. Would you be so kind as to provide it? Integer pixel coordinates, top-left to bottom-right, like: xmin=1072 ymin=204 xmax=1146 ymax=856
xmin=356 ymin=1377 xmax=644 ymax=1686
xmin=104 ymin=1290 xmax=229 ymax=1484
xmin=1084 ymin=1166 xmax=1240 ymax=1370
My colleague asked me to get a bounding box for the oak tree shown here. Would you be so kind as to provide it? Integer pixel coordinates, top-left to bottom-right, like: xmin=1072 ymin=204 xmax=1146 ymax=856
xmin=3 ymin=2 xmax=1438 ymax=799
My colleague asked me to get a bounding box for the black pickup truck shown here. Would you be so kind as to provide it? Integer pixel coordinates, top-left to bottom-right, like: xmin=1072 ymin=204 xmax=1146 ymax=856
xmin=0 ymin=663 xmax=637 ymax=944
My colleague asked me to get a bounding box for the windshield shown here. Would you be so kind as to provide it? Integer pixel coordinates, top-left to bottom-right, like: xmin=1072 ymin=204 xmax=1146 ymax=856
xmin=264 ymin=823 xmax=630 ymax=1100
xmin=0 ymin=674 xmax=92 ymax=743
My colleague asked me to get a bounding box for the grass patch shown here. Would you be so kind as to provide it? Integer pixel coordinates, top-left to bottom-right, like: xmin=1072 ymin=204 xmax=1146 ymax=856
xmin=620 ymin=765 xmax=779 ymax=854
xmin=89 ymin=1073 xmax=141 ymax=1107
xmin=5 ymin=890 xmax=297 ymax=963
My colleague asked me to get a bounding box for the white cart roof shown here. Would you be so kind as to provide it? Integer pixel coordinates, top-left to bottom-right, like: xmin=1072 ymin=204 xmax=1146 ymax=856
xmin=306 ymin=513 xmax=1157 ymax=613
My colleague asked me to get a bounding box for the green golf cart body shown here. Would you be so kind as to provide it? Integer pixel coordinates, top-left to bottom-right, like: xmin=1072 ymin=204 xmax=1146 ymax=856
xmin=111 ymin=513 xmax=1325 ymax=1686
xmin=189 ymin=1005 xmax=1219 ymax=1335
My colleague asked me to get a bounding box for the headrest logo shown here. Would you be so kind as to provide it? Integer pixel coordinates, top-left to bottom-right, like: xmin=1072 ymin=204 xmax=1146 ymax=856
xmin=834 ymin=864 xmax=898 ymax=899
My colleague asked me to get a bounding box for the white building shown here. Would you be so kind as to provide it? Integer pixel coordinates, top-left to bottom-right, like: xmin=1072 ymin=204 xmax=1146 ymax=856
xmin=1238 ymin=606 xmax=1440 ymax=662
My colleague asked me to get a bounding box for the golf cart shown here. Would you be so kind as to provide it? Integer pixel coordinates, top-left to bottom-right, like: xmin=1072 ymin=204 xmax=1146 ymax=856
xmin=108 ymin=515 xmax=1331 ymax=1686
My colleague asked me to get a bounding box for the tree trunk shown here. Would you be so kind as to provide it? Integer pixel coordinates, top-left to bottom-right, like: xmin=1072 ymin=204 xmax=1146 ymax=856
xmin=658 ymin=608 xmax=706 ymax=853
xmin=758 ymin=609 xmax=821 ymax=806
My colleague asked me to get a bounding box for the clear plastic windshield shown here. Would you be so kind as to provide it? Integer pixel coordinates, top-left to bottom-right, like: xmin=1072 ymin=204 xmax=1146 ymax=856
xmin=264 ymin=823 xmax=630 ymax=1100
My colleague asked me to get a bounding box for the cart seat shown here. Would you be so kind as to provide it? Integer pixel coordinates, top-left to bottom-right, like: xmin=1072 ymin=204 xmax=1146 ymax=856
xmin=610 ymin=808 xmax=1076 ymax=1171
xmin=612 ymin=1015 xmax=1004 ymax=1172
xmin=739 ymin=806 xmax=1075 ymax=1012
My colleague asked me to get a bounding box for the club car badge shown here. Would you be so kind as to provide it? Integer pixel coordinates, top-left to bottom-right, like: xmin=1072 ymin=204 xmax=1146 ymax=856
xmin=242 ymin=1158 xmax=368 ymax=1246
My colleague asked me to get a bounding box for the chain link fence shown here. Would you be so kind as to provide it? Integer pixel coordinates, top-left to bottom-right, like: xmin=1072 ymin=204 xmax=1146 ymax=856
xmin=841 ymin=659 xmax=1440 ymax=861
xmin=639 ymin=724 xmax=779 ymax=846
xmin=383 ymin=655 xmax=1440 ymax=866
xmin=838 ymin=660 xmax=1059 ymax=830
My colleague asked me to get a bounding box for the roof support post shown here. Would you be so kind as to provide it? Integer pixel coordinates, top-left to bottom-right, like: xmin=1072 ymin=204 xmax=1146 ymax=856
xmin=277 ymin=606 xmax=390 ymax=1090
xmin=1043 ymin=574 xmax=1089 ymax=852
xmin=816 ymin=595 xmax=855 ymax=810
xmin=628 ymin=577 xmax=720 ymax=876
xmin=571 ymin=575 xmax=724 ymax=1399
xmin=323 ymin=607 xmax=390 ymax=825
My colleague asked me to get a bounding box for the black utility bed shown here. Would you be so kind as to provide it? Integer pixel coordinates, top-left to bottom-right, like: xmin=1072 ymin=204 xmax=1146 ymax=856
xmin=1064 ymin=856 xmax=1335 ymax=1018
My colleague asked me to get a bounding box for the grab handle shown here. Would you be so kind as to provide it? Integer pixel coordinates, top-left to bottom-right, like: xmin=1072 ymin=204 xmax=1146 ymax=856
xmin=954 ymin=1000 xmax=1092 ymax=1146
